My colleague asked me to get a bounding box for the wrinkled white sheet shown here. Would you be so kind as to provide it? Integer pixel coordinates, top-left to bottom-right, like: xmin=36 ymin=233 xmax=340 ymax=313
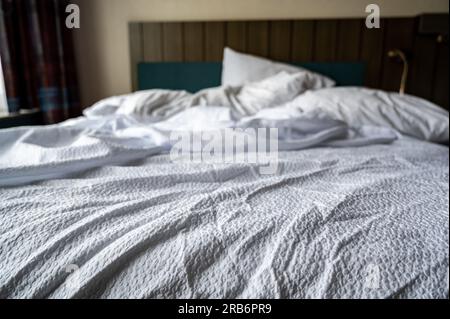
xmin=0 ymin=106 xmax=397 ymax=187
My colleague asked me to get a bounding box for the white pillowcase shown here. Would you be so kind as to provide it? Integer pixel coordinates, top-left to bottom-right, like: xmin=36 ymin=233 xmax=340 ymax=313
xmin=237 ymin=71 xmax=322 ymax=114
xmin=285 ymin=87 xmax=449 ymax=143
xmin=222 ymin=47 xmax=335 ymax=88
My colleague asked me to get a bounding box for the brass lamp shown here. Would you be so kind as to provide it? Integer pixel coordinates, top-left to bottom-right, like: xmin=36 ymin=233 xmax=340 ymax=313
xmin=387 ymin=49 xmax=409 ymax=95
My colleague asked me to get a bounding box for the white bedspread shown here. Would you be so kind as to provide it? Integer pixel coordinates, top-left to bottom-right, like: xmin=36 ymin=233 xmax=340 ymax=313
xmin=0 ymin=86 xmax=448 ymax=299
xmin=0 ymin=138 xmax=448 ymax=299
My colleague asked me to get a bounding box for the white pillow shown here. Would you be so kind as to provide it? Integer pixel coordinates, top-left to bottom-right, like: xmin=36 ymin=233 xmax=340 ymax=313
xmin=222 ymin=47 xmax=335 ymax=88
xmin=286 ymin=87 xmax=449 ymax=143
xmin=237 ymin=71 xmax=321 ymax=114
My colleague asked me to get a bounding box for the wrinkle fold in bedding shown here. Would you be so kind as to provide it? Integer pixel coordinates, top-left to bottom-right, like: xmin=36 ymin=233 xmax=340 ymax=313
xmin=0 ymin=104 xmax=397 ymax=187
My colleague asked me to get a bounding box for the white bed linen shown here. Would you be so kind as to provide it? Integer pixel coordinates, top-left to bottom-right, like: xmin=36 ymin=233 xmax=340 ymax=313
xmin=285 ymin=87 xmax=449 ymax=143
xmin=0 ymin=138 xmax=448 ymax=299
xmin=83 ymin=84 xmax=449 ymax=145
xmin=0 ymin=105 xmax=397 ymax=187
xmin=0 ymin=86 xmax=448 ymax=299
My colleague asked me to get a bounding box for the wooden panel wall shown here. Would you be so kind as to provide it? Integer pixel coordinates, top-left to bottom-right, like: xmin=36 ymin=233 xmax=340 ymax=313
xmin=130 ymin=17 xmax=449 ymax=109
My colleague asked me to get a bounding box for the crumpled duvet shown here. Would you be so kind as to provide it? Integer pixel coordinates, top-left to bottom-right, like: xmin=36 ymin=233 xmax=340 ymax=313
xmin=0 ymin=105 xmax=397 ymax=187
xmin=0 ymin=137 xmax=448 ymax=299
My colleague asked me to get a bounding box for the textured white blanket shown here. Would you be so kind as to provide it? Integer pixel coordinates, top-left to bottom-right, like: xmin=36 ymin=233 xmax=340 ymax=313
xmin=0 ymin=85 xmax=448 ymax=299
xmin=0 ymin=138 xmax=448 ymax=298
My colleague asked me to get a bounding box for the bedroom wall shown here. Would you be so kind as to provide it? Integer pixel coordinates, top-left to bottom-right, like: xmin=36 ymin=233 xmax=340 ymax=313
xmin=72 ymin=0 xmax=449 ymax=108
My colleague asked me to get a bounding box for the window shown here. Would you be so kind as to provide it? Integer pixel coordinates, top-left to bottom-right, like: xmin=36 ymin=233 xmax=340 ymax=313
xmin=0 ymin=57 xmax=8 ymax=114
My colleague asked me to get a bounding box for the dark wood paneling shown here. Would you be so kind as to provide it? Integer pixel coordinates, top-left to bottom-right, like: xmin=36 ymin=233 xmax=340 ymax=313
xmin=314 ymin=20 xmax=338 ymax=61
xmin=247 ymin=21 xmax=269 ymax=57
xmin=291 ymin=20 xmax=315 ymax=61
xmin=130 ymin=15 xmax=449 ymax=109
xmin=142 ymin=23 xmax=162 ymax=61
xmin=129 ymin=23 xmax=143 ymax=90
xmin=433 ymin=43 xmax=449 ymax=109
xmin=409 ymin=35 xmax=437 ymax=99
xmin=226 ymin=22 xmax=247 ymax=52
xmin=360 ymin=19 xmax=385 ymax=88
xmin=184 ymin=22 xmax=204 ymax=61
xmin=380 ymin=18 xmax=415 ymax=92
xmin=162 ymin=23 xmax=183 ymax=61
xmin=419 ymin=14 xmax=449 ymax=35
xmin=269 ymin=21 xmax=292 ymax=61
xmin=204 ymin=22 xmax=225 ymax=61
xmin=336 ymin=19 xmax=362 ymax=61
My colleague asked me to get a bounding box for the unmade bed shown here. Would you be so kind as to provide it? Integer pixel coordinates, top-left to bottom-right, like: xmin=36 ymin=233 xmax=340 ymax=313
xmin=0 ymin=46 xmax=448 ymax=299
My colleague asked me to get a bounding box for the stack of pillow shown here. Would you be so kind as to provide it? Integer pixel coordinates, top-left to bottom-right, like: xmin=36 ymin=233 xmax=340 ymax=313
xmin=222 ymin=47 xmax=448 ymax=143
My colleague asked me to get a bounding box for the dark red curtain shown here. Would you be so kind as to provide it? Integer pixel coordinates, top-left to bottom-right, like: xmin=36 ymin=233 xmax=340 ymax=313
xmin=0 ymin=0 xmax=80 ymax=124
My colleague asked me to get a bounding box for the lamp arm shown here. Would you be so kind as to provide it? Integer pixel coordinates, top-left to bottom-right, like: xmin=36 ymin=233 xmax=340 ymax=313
xmin=397 ymin=51 xmax=408 ymax=95
xmin=388 ymin=49 xmax=409 ymax=95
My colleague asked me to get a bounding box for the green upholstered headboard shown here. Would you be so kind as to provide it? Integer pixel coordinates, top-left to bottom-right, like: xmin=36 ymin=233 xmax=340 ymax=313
xmin=137 ymin=62 xmax=366 ymax=93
